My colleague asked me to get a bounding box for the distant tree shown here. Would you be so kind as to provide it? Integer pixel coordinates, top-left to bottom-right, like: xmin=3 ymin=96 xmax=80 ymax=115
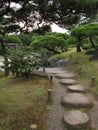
xmin=30 ymin=33 xmax=69 ymax=54
xmin=71 ymin=23 xmax=98 ymax=52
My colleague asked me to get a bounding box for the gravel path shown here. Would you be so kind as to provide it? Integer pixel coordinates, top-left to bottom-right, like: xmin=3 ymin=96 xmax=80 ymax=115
xmin=46 ymin=78 xmax=67 ymax=130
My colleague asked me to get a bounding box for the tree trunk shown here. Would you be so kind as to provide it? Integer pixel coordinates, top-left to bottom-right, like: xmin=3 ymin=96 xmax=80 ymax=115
xmin=76 ymin=44 xmax=81 ymax=52
xmin=4 ymin=56 xmax=9 ymax=77
xmin=1 ymin=36 xmax=9 ymax=77
xmin=89 ymin=36 xmax=98 ymax=50
xmin=76 ymin=37 xmax=82 ymax=52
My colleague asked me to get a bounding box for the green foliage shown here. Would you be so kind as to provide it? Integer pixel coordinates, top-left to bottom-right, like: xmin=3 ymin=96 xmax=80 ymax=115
xmin=18 ymin=33 xmax=32 ymax=45
xmin=4 ymin=35 xmax=22 ymax=44
xmin=71 ymin=23 xmax=98 ymax=38
xmin=30 ymin=33 xmax=69 ymax=54
xmin=71 ymin=23 xmax=98 ymax=51
xmin=32 ymin=25 xmax=51 ymax=34
xmin=66 ymin=37 xmax=78 ymax=46
xmin=82 ymin=44 xmax=91 ymax=50
xmin=8 ymin=48 xmax=41 ymax=77
xmin=85 ymin=48 xmax=96 ymax=55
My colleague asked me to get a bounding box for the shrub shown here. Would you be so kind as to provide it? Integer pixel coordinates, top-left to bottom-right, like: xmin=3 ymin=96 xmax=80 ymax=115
xmin=85 ymin=48 xmax=95 ymax=55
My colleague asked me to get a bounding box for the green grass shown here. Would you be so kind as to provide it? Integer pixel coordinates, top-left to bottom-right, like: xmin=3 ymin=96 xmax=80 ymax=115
xmin=50 ymin=48 xmax=98 ymax=95
xmin=0 ymin=75 xmax=50 ymax=130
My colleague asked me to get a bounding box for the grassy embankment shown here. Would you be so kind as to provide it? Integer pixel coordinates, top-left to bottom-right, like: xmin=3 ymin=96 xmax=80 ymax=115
xmin=0 ymin=74 xmax=51 ymax=130
xmin=49 ymin=48 xmax=98 ymax=95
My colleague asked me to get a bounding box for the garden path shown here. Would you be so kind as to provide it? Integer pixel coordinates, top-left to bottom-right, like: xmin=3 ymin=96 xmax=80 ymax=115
xmin=34 ymin=67 xmax=98 ymax=130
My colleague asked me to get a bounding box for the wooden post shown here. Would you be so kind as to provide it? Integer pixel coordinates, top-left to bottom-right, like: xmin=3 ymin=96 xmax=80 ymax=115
xmin=91 ymin=76 xmax=95 ymax=87
xmin=47 ymin=89 xmax=52 ymax=102
xmin=30 ymin=124 xmax=38 ymax=130
xmin=70 ymin=54 xmax=72 ymax=61
xmin=43 ymin=67 xmax=45 ymax=73
xmin=49 ymin=74 xmax=53 ymax=84
xmin=78 ymin=67 xmax=81 ymax=75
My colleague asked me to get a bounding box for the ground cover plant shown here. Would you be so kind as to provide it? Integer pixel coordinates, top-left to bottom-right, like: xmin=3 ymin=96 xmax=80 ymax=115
xmin=0 ymin=75 xmax=50 ymax=130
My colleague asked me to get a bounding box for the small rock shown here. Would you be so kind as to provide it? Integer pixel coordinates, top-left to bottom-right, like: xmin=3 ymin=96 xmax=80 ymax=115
xmin=57 ymin=59 xmax=68 ymax=67
xmin=63 ymin=110 xmax=90 ymax=129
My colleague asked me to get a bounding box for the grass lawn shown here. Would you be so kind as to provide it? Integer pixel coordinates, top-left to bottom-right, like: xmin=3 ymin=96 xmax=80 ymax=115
xmin=50 ymin=48 xmax=98 ymax=95
xmin=0 ymin=75 xmax=50 ymax=130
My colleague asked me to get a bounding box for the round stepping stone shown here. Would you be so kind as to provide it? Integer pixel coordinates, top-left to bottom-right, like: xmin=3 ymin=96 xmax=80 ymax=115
xmin=61 ymin=93 xmax=93 ymax=108
xmin=55 ymin=73 xmax=75 ymax=79
xmin=60 ymin=79 xmax=77 ymax=85
xmin=68 ymin=84 xmax=85 ymax=92
xmin=63 ymin=110 xmax=90 ymax=129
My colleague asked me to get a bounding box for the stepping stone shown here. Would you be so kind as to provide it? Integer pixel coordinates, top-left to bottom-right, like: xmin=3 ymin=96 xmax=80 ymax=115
xmin=68 ymin=84 xmax=85 ymax=92
xmin=63 ymin=110 xmax=90 ymax=129
xmin=55 ymin=73 xmax=75 ymax=79
xmin=61 ymin=93 xmax=93 ymax=108
xmin=60 ymin=79 xmax=77 ymax=85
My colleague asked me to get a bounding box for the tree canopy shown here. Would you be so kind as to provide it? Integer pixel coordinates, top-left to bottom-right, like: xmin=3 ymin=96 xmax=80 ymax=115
xmin=1 ymin=0 xmax=98 ymax=34
xmin=30 ymin=33 xmax=69 ymax=54
xmin=71 ymin=23 xmax=98 ymax=51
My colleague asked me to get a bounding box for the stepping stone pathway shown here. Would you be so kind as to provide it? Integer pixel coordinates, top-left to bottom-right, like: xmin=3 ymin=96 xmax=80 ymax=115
xmin=55 ymin=73 xmax=75 ymax=79
xmin=34 ymin=67 xmax=94 ymax=130
xmin=61 ymin=93 xmax=93 ymax=108
xmin=60 ymin=79 xmax=77 ymax=85
xmin=68 ymin=84 xmax=85 ymax=92
xmin=63 ymin=110 xmax=90 ymax=129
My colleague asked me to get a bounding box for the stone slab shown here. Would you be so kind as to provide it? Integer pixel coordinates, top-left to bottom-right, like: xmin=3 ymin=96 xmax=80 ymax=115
xmin=63 ymin=110 xmax=90 ymax=129
xmin=61 ymin=93 xmax=93 ymax=108
xmin=55 ymin=73 xmax=75 ymax=79
xmin=68 ymin=84 xmax=85 ymax=92
xmin=60 ymin=79 xmax=77 ymax=85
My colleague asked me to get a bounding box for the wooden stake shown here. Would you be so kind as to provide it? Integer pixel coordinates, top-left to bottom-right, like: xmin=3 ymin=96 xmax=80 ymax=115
xmin=47 ymin=89 xmax=52 ymax=102
xmin=91 ymin=76 xmax=95 ymax=87
xmin=49 ymin=74 xmax=53 ymax=84
xmin=43 ymin=67 xmax=45 ymax=73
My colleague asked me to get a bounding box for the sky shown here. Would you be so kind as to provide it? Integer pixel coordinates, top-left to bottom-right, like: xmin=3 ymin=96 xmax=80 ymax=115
xmin=51 ymin=23 xmax=69 ymax=34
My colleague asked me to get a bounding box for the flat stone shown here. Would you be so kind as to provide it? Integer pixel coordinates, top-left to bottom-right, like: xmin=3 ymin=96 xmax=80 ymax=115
xmin=68 ymin=84 xmax=85 ymax=92
xmin=61 ymin=93 xmax=93 ymax=108
xmin=60 ymin=79 xmax=77 ymax=85
xmin=55 ymin=73 xmax=75 ymax=79
xmin=63 ymin=110 xmax=90 ymax=129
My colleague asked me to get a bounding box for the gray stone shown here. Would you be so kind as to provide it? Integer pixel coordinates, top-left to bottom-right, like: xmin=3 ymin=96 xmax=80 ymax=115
xmin=68 ymin=84 xmax=85 ymax=92
xmin=61 ymin=93 xmax=93 ymax=108
xmin=57 ymin=59 xmax=68 ymax=67
xmin=55 ymin=73 xmax=75 ymax=79
xmin=60 ymin=79 xmax=77 ymax=85
xmin=63 ymin=110 xmax=90 ymax=129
